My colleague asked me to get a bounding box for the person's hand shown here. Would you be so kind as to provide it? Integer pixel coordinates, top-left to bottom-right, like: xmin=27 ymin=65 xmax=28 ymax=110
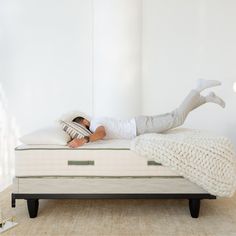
xmin=68 ymin=138 xmax=86 ymax=148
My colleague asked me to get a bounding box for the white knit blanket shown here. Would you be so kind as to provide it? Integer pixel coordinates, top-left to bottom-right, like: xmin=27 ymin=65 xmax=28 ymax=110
xmin=131 ymin=128 xmax=236 ymax=197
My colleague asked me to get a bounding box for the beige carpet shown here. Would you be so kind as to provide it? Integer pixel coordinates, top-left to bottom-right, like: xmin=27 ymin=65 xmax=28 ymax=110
xmin=1 ymin=186 xmax=236 ymax=236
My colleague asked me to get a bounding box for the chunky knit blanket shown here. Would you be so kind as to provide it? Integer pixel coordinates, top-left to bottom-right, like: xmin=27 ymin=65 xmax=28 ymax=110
xmin=131 ymin=128 xmax=236 ymax=197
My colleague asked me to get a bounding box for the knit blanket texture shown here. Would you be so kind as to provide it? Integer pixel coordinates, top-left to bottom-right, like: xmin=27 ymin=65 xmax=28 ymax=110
xmin=131 ymin=128 xmax=236 ymax=197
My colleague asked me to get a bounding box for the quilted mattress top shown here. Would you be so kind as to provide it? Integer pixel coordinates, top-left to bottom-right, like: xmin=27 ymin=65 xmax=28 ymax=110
xmin=15 ymin=139 xmax=131 ymax=151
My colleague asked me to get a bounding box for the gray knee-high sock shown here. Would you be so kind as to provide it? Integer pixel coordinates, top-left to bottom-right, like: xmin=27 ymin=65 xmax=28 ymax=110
xmin=171 ymin=90 xmax=206 ymax=128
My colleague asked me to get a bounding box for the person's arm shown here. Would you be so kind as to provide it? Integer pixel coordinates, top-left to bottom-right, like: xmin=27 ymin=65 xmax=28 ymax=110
xmin=68 ymin=126 xmax=106 ymax=148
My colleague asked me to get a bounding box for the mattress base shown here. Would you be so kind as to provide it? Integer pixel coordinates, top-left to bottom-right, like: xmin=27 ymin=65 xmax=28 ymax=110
xmin=14 ymin=176 xmax=208 ymax=194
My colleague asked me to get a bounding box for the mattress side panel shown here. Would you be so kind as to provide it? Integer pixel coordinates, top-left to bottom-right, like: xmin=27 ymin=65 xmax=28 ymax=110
xmin=15 ymin=149 xmax=180 ymax=177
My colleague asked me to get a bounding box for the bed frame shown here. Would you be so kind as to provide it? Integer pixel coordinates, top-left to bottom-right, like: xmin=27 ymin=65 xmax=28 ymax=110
xmin=12 ymin=141 xmax=217 ymax=219
xmin=11 ymin=187 xmax=216 ymax=218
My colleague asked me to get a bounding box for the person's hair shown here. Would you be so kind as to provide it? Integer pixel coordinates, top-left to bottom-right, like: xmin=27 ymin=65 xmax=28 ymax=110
xmin=72 ymin=116 xmax=85 ymax=124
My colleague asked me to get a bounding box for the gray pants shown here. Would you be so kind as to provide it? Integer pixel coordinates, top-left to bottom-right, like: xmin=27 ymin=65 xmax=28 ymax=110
xmin=135 ymin=90 xmax=206 ymax=135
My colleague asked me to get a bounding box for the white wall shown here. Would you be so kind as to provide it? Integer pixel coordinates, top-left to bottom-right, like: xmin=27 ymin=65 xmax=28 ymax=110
xmin=0 ymin=0 xmax=93 ymax=135
xmin=142 ymin=0 xmax=236 ymax=144
xmin=0 ymin=0 xmax=142 ymax=135
xmin=1 ymin=0 xmax=236 ymax=145
xmin=93 ymin=0 xmax=142 ymax=119
xmin=0 ymin=84 xmax=18 ymax=191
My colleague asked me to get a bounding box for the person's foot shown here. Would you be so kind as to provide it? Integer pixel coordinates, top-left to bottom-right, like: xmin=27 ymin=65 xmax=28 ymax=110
xmin=196 ymin=79 xmax=221 ymax=92
xmin=205 ymin=92 xmax=226 ymax=108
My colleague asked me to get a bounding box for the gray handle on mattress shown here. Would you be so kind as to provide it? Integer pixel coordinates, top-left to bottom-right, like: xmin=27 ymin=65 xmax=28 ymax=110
xmin=147 ymin=160 xmax=162 ymax=166
xmin=68 ymin=160 xmax=95 ymax=166
xmin=67 ymin=160 xmax=160 ymax=166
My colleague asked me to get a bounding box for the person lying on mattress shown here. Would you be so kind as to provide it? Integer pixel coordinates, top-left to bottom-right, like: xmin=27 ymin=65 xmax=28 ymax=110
xmin=68 ymin=79 xmax=225 ymax=148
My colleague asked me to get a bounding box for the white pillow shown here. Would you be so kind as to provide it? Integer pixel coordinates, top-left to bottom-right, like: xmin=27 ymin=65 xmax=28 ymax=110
xmin=20 ymin=126 xmax=71 ymax=145
xmin=59 ymin=110 xmax=92 ymax=122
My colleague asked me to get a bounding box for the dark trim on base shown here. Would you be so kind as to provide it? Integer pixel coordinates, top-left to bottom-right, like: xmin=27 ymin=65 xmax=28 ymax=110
xmin=12 ymin=193 xmax=216 ymax=201
xmin=12 ymin=193 xmax=216 ymax=218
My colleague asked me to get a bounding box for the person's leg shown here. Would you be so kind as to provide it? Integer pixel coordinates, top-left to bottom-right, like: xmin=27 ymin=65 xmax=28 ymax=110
xmin=170 ymin=91 xmax=225 ymax=130
xmin=135 ymin=80 xmax=225 ymax=135
xmin=170 ymin=90 xmax=206 ymax=129
xmin=135 ymin=90 xmax=205 ymax=135
xmin=195 ymin=78 xmax=221 ymax=93
xmin=205 ymin=92 xmax=225 ymax=108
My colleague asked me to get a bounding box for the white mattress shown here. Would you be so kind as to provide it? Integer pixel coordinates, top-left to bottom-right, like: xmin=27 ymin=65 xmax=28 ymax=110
xmin=15 ymin=139 xmax=180 ymax=177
